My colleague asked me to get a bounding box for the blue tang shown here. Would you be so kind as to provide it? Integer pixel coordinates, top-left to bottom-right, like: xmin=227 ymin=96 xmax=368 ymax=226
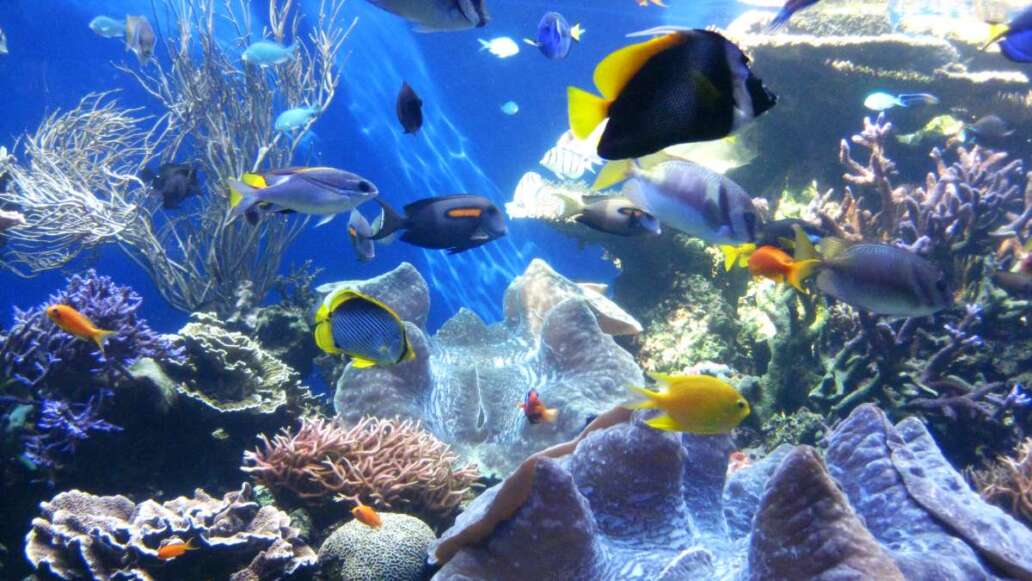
xmin=525 ymin=12 xmax=584 ymax=60
xmin=984 ymin=4 xmax=1032 ymax=63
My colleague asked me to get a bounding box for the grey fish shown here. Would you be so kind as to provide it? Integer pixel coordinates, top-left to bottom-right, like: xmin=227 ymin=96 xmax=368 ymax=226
xmin=228 ymin=167 xmax=379 ymax=226
xmin=242 ymin=40 xmax=297 ymax=67
xmin=366 ymin=0 xmax=489 ymax=32
xmin=90 ymin=16 xmax=126 ymax=38
xmin=125 ymin=15 xmax=155 ymax=64
xmin=348 ymin=211 xmax=376 ymax=262
xmin=141 ymin=163 xmax=201 ymax=210
xmin=967 ymin=115 xmax=1015 ymax=141
xmin=816 ymin=239 xmax=952 ymax=317
xmin=396 ymin=82 xmax=423 ymax=134
xmin=574 ymin=199 xmax=661 ymax=237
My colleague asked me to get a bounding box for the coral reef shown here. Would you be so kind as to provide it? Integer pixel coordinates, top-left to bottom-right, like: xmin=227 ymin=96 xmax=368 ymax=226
xmin=24 ymin=482 xmax=315 ymax=581
xmin=969 ymin=437 xmax=1032 ymax=527
xmin=430 ymin=404 xmax=1032 ymax=580
xmin=326 ymin=260 xmax=643 ymax=477
xmin=242 ymin=416 xmax=478 ymax=523
xmin=317 ymin=513 xmax=435 ymax=581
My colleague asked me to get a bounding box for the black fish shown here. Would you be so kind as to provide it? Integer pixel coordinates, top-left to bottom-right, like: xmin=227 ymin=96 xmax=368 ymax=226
xmin=574 ymin=199 xmax=660 ymax=237
xmin=142 ymin=163 xmax=201 ymax=209
xmin=967 ymin=115 xmax=1014 ymax=142
xmin=568 ymin=29 xmax=777 ymax=160
xmin=370 ymin=194 xmax=507 ymax=254
xmin=396 ymin=82 xmax=423 ymax=134
xmin=756 ymin=219 xmax=826 ymax=252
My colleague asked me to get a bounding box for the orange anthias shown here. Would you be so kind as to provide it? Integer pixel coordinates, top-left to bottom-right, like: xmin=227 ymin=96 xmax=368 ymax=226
xmin=352 ymin=502 xmax=383 ymax=528
xmin=747 ymin=246 xmax=819 ymax=292
xmin=157 ymin=539 xmax=197 ymax=560
xmin=517 ymin=389 xmax=559 ymax=424
xmin=46 ymin=305 xmax=115 ymax=354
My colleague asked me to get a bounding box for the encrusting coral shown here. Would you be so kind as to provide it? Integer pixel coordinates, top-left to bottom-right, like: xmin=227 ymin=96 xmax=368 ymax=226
xmin=24 ymin=483 xmax=315 ymax=581
xmin=242 ymin=416 xmax=479 ymax=522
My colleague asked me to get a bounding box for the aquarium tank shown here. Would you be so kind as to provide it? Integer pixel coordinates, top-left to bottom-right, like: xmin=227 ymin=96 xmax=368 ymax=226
xmin=3 ymin=0 xmax=1032 ymax=579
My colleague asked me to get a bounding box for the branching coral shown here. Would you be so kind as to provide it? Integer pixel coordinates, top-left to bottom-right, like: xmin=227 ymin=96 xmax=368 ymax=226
xmin=242 ymin=416 xmax=479 ymax=521
xmin=969 ymin=437 xmax=1032 ymax=526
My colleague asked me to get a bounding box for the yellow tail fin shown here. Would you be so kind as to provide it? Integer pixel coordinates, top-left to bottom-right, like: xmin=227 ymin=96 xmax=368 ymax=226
xmin=591 ymin=160 xmax=633 ymax=191
xmin=92 ymin=329 xmax=115 ymax=355
xmin=787 ymin=259 xmax=820 ymax=293
xmin=568 ymin=86 xmax=610 ymax=140
xmin=571 ymin=24 xmax=585 ymax=42
xmin=624 ymin=385 xmax=660 ymax=410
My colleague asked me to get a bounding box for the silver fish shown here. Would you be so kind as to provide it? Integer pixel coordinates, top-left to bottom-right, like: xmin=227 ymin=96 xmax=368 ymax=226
xmin=90 ymin=16 xmax=127 ymax=38
xmin=816 ymin=240 xmax=952 ymax=317
xmin=0 ymin=27 xmax=7 ymax=55
xmin=125 ymin=15 xmax=155 ymax=65
xmin=228 ymin=167 xmax=379 ymax=226
xmin=348 ymin=211 xmax=376 ymax=262
xmin=366 ymin=0 xmax=490 ymax=32
xmin=623 ymin=160 xmax=760 ymax=245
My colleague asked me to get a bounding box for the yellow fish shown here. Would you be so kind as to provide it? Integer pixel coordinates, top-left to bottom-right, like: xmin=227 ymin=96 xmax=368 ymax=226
xmin=625 ymin=373 xmax=750 ymax=434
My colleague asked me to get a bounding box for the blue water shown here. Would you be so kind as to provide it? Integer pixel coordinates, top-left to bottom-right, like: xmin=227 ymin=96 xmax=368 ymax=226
xmin=0 ymin=0 xmax=746 ymax=333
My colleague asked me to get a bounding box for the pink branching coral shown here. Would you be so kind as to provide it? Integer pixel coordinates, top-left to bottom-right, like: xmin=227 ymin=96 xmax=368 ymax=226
xmin=242 ymin=416 xmax=479 ymax=520
xmin=969 ymin=438 xmax=1032 ymax=526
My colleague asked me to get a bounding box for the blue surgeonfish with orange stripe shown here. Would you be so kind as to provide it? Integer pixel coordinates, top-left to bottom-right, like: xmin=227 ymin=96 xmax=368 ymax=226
xmin=227 ymin=166 xmax=379 ymax=226
xmin=313 ymin=288 xmax=415 ymax=368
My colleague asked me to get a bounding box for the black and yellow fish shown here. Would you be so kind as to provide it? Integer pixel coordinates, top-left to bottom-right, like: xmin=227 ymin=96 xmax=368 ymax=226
xmin=313 ymin=288 xmax=415 ymax=368
xmin=568 ymin=29 xmax=777 ymax=160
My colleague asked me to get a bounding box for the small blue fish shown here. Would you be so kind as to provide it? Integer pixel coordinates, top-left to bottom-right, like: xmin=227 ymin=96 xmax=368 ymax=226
xmin=275 ymin=106 xmax=320 ymax=133
xmin=89 ymin=16 xmax=126 ymax=38
xmin=313 ymin=288 xmax=414 ymax=368
xmin=524 ymin=12 xmax=583 ymax=60
xmin=500 ymin=101 xmax=519 ymax=115
xmin=767 ymin=0 xmax=821 ymax=32
xmin=984 ymin=4 xmax=1032 ymax=63
xmin=242 ymin=40 xmax=297 ymax=67
xmin=864 ymin=92 xmax=939 ymax=112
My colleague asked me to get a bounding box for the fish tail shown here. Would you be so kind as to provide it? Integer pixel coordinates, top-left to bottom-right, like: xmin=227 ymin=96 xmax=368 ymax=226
xmin=571 ymin=24 xmax=585 ymax=42
xmin=898 ymin=93 xmax=939 ymax=107
xmin=227 ymin=179 xmax=262 ymax=222
xmin=477 ymin=38 xmax=490 ymax=51
xmin=567 ymin=86 xmax=610 ymax=140
xmin=982 ymin=24 xmax=1010 ymax=50
xmin=542 ymin=407 xmax=559 ymax=423
xmin=624 ymin=385 xmax=660 ymax=410
xmin=591 ymin=160 xmax=633 ymax=191
xmin=720 ymin=243 xmax=755 ymax=272
xmin=185 ymin=538 xmax=198 ymax=551
xmin=552 ymin=192 xmax=585 ymax=219
xmin=92 ymin=329 xmax=115 ymax=354
xmin=369 ymin=198 xmax=405 ymax=242
xmin=792 ymin=224 xmax=819 ymax=261
xmin=787 ymin=259 xmax=821 ymax=293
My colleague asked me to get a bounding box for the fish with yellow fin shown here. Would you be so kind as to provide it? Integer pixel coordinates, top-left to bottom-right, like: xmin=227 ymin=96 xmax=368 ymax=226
xmin=227 ymin=167 xmax=379 ymax=227
xmin=567 ymin=29 xmax=776 ymax=160
xmin=723 ymin=223 xmax=821 ymax=291
xmin=313 ymin=288 xmax=415 ymax=368
xmin=46 ymin=305 xmax=116 ymax=354
xmin=625 ymin=373 xmax=750 ymax=434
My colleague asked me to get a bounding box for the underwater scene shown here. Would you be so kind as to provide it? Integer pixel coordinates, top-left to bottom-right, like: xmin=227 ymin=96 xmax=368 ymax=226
xmin=3 ymin=0 xmax=1032 ymax=579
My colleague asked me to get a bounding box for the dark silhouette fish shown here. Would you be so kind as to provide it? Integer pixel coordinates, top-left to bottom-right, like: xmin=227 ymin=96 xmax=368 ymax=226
xmin=369 ymin=194 xmax=507 ymax=254
xmin=396 ymin=82 xmax=423 ymax=134
xmin=142 ymin=163 xmax=202 ymax=210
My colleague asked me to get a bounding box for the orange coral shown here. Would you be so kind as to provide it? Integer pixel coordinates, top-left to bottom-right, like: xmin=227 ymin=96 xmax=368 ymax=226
xmin=242 ymin=416 xmax=479 ymax=520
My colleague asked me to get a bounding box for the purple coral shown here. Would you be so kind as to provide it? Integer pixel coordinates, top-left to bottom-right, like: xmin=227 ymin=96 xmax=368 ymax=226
xmin=23 ymin=396 xmax=122 ymax=471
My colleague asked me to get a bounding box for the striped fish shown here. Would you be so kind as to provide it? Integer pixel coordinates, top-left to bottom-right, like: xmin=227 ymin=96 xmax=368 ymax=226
xmin=313 ymin=289 xmax=414 ymax=367
xmin=539 ymin=145 xmax=599 ymax=181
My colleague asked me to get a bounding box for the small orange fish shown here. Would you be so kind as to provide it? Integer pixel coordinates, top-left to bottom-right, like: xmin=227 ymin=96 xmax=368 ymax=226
xmin=517 ymin=389 xmax=558 ymax=424
xmin=747 ymin=246 xmax=819 ymax=292
xmin=728 ymin=451 xmax=752 ymax=475
xmin=157 ymin=538 xmax=197 ymax=560
xmin=46 ymin=305 xmax=116 ymax=354
xmin=352 ymin=502 xmax=382 ymax=528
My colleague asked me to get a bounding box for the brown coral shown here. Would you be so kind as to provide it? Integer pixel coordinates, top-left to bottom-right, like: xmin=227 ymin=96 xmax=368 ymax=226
xmin=242 ymin=416 xmax=479 ymax=521
xmin=969 ymin=438 xmax=1032 ymax=526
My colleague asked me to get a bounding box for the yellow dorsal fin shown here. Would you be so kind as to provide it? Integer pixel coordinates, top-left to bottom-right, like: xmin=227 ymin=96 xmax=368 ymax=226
xmin=591 ymin=160 xmax=633 ymax=191
xmin=593 ymin=33 xmax=684 ymax=100
xmin=792 ymin=225 xmax=819 ymax=261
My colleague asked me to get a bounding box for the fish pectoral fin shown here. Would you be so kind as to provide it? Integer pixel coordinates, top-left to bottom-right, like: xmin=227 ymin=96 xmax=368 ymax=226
xmin=522 ymin=38 xmax=539 ymax=46
xmin=644 ymin=414 xmax=683 ymax=432
xmin=314 ymin=214 xmax=336 ymax=227
xmin=470 ymin=226 xmax=491 ymax=241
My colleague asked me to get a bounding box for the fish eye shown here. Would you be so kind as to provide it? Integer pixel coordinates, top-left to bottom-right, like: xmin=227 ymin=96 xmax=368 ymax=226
xmin=357 ymin=181 xmax=373 ymax=193
xmin=736 ymin=400 xmax=746 ymax=409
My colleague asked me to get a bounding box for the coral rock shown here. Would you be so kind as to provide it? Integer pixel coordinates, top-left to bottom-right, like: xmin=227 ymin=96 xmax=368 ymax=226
xmin=317 ymin=513 xmax=436 ymax=581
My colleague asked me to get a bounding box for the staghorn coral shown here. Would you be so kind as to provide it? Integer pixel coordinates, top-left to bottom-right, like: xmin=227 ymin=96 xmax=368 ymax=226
xmin=969 ymin=437 xmax=1032 ymax=527
xmin=318 ymin=513 xmax=435 ymax=581
xmin=242 ymin=416 xmax=479 ymax=522
xmin=24 ymin=482 xmax=315 ymax=581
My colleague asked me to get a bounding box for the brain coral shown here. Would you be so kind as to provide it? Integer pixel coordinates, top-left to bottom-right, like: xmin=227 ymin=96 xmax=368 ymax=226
xmin=317 ymin=512 xmax=435 ymax=581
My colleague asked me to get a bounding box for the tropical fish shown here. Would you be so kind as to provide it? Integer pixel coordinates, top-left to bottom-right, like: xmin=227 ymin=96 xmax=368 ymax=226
xmin=625 ymin=373 xmax=751 ymax=434
xmin=539 ymin=130 xmax=602 ymax=181
xmin=596 ymin=159 xmax=761 ymax=246
xmin=141 ymin=163 xmax=202 ymax=210
xmin=567 ymin=198 xmax=661 ymax=237
xmin=568 ymin=30 xmax=777 ymax=160
xmin=525 ymin=12 xmax=583 ymax=60
xmin=993 ymin=271 xmax=1032 ymax=298
xmin=46 ymin=305 xmax=115 ymax=354
xmin=313 ymin=288 xmax=415 ymax=367
xmin=967 ymin=114 xmax=1015 ymax=142
xmin=983 ymin=4 xmax=1032 ymax=62
xmin=500 ymin=101 xmax=519 ymax=116
xmin=813 ymin=238 xmax=952 ymax=317
xmin=518 ymin=389 xmax=558 ymax=424
xmin=368 ymin=0 xmax=490 ymax=32
xmin=241 ymin=40 xmax=297 ymax=66
xmin=767 ymin=0 xmax=822 ymax=31
xmin=348 ymin=211 xmax=376 ymax=262
xmin=721 ymin=219 xmax=826 ymax=270
xmin=351 ymin=503 xmax=383 ymax=528
xmin=479 ymin=36 xmax=519 ymax=58
xmin=125 ymin=15 xmax=156 ymax=65
xmin=157 ymin=539 xmax=198 ymax=561
xmin=396 ymin=82 xmax=424 ymax=134
xmin=728 ymin=451 xmax=752 ymax=474
xmin=863 ymin=92 xmax=939 ymax=112
xmin=89 ymin=16 xmax=126 ymax=38
xmin=275 ymin=106 xmax=320 ymax=133
xmin=368 ymin=194 xmax=507 ymax=254
xmin=895 ymin=114 xmax=966 ymax=147
xmin=228 ymin=167 xmax=379 ymax=227
xmin=745 ymin=245 xmax=820 ymax=292
xmin=0 ymin=28 xmax=7 ymax=55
